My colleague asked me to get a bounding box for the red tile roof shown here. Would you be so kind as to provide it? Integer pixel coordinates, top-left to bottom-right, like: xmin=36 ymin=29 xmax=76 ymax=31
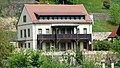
xmin=108 ymin=24 xmax=120 ymax=38
xmin=24 ymin=4 xmax=92 ymax=23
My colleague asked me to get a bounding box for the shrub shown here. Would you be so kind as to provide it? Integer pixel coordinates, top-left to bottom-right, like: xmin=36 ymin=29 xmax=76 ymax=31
xmin=82 ymin=59 xmax=101 ymax=68
xmin=93 ymin=40 xmax=112 ymax=51
xmin=109 ymin=4 xmax=120 ymax=25
xmin=103 ymin=0 xmax=111 ymax=9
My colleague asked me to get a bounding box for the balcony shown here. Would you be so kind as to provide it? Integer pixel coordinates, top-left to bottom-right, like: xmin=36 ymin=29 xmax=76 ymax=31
xmin=37 ymin=34 xmax=91 ymax=41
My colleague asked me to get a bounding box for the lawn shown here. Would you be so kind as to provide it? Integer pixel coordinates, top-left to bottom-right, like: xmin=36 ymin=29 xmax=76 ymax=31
xmin=92 ymin=20 xmax=116 ymax=32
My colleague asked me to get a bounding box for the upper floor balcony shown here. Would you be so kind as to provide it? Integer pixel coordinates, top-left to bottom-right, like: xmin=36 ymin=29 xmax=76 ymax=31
xmin=37 ymin=34 xmax=91 ymax=41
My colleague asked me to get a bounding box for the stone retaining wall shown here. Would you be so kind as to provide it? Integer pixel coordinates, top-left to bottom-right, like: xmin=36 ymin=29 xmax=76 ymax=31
xmin=92 ymin=32 xmax=111 ymax=40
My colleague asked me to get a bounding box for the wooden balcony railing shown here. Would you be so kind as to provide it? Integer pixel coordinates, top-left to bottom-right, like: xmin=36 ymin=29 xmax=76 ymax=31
xmin=37 ymin=34 xmax=91 ymax=41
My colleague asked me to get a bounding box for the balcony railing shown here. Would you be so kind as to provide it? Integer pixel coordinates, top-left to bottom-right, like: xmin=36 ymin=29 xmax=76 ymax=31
xmin=37 ymin=34 xmax=91 ymax=41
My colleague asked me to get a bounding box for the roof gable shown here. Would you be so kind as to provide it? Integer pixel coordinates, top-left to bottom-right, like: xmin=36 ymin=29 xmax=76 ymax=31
xmin=108 ymin=24 xmax=120 ymax=38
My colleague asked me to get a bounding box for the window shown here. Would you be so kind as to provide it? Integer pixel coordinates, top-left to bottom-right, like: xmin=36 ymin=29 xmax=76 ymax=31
xmin=58 ymin=17 xmax=61 ymax=20
xmin=54 ymin=17 xmax=57 ymax=20
xmin=67 ymin=42 xmax=71 ymax=50
xmin=28 ymin=29 xmax=30 ymax=37
xmin=21 ymin=43 xmax=23 ymax=48
xmin=83 ymin=28 xmax=87 ymax=34
xmin=44 ymin=17 xmax=48 ymax=20
xmin=24 ymin=29 xmax=26 ymax=37
xmin=83 ymin=41 xmax=87 ymax=49
xmin=20 ymin=30 xmax=22 ymax=38
xmin=77 ymin=28 xmax=79 ymax=34
xmin=61 ymin=28 xmax=65 ymax=34
xmin=37 ymin=43 xmax=42 ymax=50
xmin=46 ymin=42 xmax=50 ymax=52
xmin=25 ymin=43 xmax=26 ymax=48
xmin=38 ymin=29 xmax=42 ymax=34
xmin=71 ymin=17 xmax=74 ymax=20
xmin=66 ymin=17 xmax=70 ymax=20
xmin=80 ymin=17 xmax=84 ymax=20
xmin=67 ymin=29 xmax=71 ymax=34
xmin=46 ymin=29 xmax=49 ymax=34
xmin=23 ymin=15 xmax=26 ymax=22
xmin=61 ymin=42 xmax=66 ymax=51
xmin=49 ymin=17 xmax=52 ymax=19
xmin=40 ymin=17 xmax=43 ymax=20
xmin=28 ymin=43 xmax=30 ymax=48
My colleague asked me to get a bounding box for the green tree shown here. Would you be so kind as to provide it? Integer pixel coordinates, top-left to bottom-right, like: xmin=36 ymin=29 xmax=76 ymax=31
xmin=5 ymin=49 xmax=31 ymax=68
xmin=0 ymin=24 xmax=14 ymax=66
xmin=103 ymin=0 xmax=111 ymax=9
xmin=93 ymin=40 xmax=112 ymax=51
xmin=109 ymin=4 xmax=120 ymax=25
xmin=112 ymin=36 xmax=120 ymax=54
xmin=82 ymin=59 xmax=101 ymax=68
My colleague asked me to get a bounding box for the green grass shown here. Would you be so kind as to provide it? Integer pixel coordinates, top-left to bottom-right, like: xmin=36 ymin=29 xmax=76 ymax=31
xmin=92 ymin=20 xmax=116 ymax=32
xmin=74 ymin=0 xmax=109 ymax=13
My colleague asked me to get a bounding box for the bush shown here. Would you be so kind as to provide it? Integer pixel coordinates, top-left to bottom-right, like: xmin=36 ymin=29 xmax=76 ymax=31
xmin=93 ymin=40 xmax=112 ymax=51
xmin=109 ymin=4 xmax=120 ymax=25
xmin=103 ymin=0 xmax=111 ymax=9
xmin=82 ymin=59 xmax=101 ymax=68
xmin=4 ymin=49 xmax=71 ymax=68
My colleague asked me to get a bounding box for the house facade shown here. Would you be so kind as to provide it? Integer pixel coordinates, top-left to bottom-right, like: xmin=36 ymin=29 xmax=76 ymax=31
xmin=17 ymin=4 xmax=92 ymax=52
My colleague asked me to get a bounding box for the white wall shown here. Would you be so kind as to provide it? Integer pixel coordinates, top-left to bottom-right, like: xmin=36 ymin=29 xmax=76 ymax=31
xmin=77 ymin=24 xmax=92 ymax=34
xmin=17 ymin=24 xmax=33 ymax=40
xmin=18 ymin=7 xmax=32 ymax=25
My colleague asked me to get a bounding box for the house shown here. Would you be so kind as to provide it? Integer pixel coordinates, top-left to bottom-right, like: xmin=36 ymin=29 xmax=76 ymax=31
xmin=108 ymin=24 xmax=120 ymax=40
xmin=16 ymin=4 xmax=92 ymax=52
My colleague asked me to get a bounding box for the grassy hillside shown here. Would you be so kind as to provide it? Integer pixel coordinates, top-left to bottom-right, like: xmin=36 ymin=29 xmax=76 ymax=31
xmin=93 ymin=20 xmax=116 ymax=32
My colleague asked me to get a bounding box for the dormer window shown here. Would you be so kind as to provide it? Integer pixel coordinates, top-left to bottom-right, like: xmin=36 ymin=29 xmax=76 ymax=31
xmin=23 ymin=15 xmax=26 ymax=22
xmin=37 ymin=15 xmax=85 ymax=20
xmin=80 ymin=17 xmax=84 ymax=20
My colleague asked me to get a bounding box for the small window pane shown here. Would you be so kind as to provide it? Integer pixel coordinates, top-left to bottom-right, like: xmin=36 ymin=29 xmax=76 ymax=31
xmin=67 ymin=29 xmax=71 ymax=34
xmin=25 ymin=43 xmax=26 ymax=48
xmin=71 ymin=17 xmax=74 ymax=20
xmin=28 ymin=29 xmax=30 ymax=37
xmin=28 ymin=43 xmax=30 ymax=48
xmin=83 ymin=28 xmax=87 ymax=34
xmin=61 ymin=42 xmax=66 ymax=51
xmin=80 ymin=17 xmax=84 ymax=20
xmin=61 ymin=28 xmax=65 ymax=34
xmin=24 ymin=29 xmax=26 ymax=37
xmin=46 ymin=29 xmax=49 ymax=34
xmin=67 ymin=42 xmax=71 ymax=50
xmin=23 ymin=15 xmax=26 ymax=22
xmin=21 ymin=43 xmax=23 ymax=48
xmin=38 ymin=29 xmax=42 ymax=34
xmin=46 ymin=42 xmax=50 ymax=52
xmin=83 ymin=41 xmax=87 ymax=49
xmin=20 ymin=30 xmax=22 ymax=38
xmin=40 ymin=17 xmax=43 ymax=20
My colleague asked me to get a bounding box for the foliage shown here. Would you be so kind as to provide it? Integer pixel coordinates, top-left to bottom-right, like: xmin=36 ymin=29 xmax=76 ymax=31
xmin=4 ymin=49 xmax=71 ymax=68
xmin=82 ymin=59 xmax=101 ymax=68
xmin=112 ymin=36 xmax=120 ymax=54
xmin=0 ymin=22 xmax=16 ymax=66
xmin=109 ymin=4 xmax=120 ymax=25
xmin=75 ymin=48 xmax=83 ymax=65
xmin=103 ymin=0 xmax=111 ymax=9
xmin=5 ymin=49 xmax=31 ymax=68
xmin=93 ymin=40 xmax=112 ymax=51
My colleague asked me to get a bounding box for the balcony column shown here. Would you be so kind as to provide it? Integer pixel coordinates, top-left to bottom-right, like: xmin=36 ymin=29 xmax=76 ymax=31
xmin=74 ymin=27 xmax=77 ymax=34
xmin=55 ymin=27 xmax=58 ymax=51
